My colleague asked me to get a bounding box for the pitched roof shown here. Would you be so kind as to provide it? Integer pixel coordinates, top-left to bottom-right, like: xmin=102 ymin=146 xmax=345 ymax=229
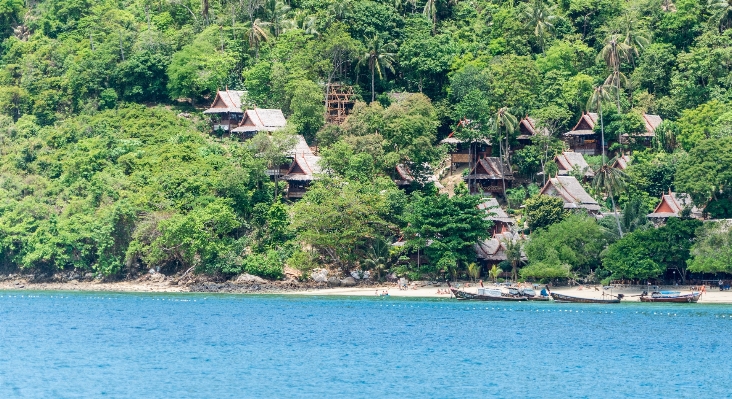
xmin=477 ymin=198 xmax=514 ymax=224
xmin=612 ymin=154 xmax=631 ymax=170
xmin=564 ymin=113 xmax=598 ymax=136
xmin=517 ymin=117 xmax=550 ymax=140
xmin=232 ymin=109 xmax=287 ymax=133
xmin=647 ymin=191 xmax=701 ymax=219
xmin=284 ymin=154 xmax=322 ymax=181
xmin=475 ymin=232 xmax=526 ymax=261
xmin=555 ymin=151 xmax=594 ymax=177
xmin=540 ymin=176 xmax=600 ymax=212
xmin=464 ymin=157 xmax=513 ymax=181
xmin=203 ymin=90 xmax=246 ymax=114
xmin=440 ymin=119 xmax=491 ymax=145
xmin=642 ymin=114 xmax=663 ymax=134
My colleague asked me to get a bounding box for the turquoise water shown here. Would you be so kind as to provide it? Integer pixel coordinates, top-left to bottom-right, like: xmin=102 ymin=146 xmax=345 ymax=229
xmin=1 ymin=292 xmax=731 ymax=398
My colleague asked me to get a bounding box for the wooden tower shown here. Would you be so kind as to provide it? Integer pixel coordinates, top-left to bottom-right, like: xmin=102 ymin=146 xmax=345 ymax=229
xmin=325 ymin=84 xmax=355 ymax=124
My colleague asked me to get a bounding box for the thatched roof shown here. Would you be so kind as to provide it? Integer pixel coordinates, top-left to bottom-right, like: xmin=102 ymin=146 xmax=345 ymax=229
xmin=464 ymin=157 xmax=513 ymax=181
xmin=647 ymin=191 xmax=701 ymax=219
xmin=440 ymin=119 xmax=491 ymax=145
xmin=517 ymin=117 xmax=549 ymax=140
xmin=283 ymin=153 xmax=322 ymax=181
xmin=477 ymin=198 xmax=514 ymax=224
xmin=643 ymin=114 xmax=663 ymax=134
xmin=203 ymin=90 xmax=246 ymax=114
xmin=555 ymin=151 xmax=594 ymax=178
xmin=540 ymin=176 xmax=600 ymax=212
xmin=612 ymin=154 xmax=631 ymax=170
xmin=232 ymin=109 xmax=287 ymax=133
xmin=475 ymin=232 xmax=526 ymax=261
xmin=564 ymin=113 xmax=598 ymax=136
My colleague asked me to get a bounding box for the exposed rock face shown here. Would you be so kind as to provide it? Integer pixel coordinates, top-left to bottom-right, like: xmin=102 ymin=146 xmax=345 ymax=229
xmin=311 ymin=269 xmax=328 ymax=283
xmin=327 ymin=277 xmax=341 ymax=287
xmin=236 ymin=273 xmax=267 ymax=284
xmin=340 ymin=277 xmax=357 ymax=287
xmin=284 ymin=267 xmax=302 ymax=280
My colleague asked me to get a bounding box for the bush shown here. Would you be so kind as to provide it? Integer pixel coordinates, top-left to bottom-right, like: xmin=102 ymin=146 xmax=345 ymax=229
xmin=243 ymin=250 xmax=284 ymax=280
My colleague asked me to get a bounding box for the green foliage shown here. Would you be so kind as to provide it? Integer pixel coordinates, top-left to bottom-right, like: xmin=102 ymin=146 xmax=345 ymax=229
xmin=524 ymin=195 xmax=566 ymax=231
xmin=242 ymin=250 xmax=285 ymax=280
xmin=675 ymin=137 xmax=732 ymax=207
xmin=524 ymin=214 xmax=608 ymax=277
xmin=688 ymin=221 xmax=732 ymax=274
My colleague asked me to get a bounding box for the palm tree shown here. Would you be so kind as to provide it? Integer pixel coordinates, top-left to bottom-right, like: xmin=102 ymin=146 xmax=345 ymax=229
xmin=593 ymin=164 xmax=627 ymax=238
xmin=599 ymin=34 xmax=632 ymax=112
xmin=492 ymin=107 xmax=518 ymax=197
xmin=586 ymin=85 xmax=613 ymax=164
xmin=423 ymin=0 xmax=437 ymax=35
xmin=524 ymin=0 xmax=557 ymax=52
xmin=488 ymin=265 xmax=501 ymax=283
xmin=245 ymin=18 xmax=271 ymax=58
xmin=363 ymin=239 xmax=390 ymax=280
xmin=502 ymin=235 xmax=524 ymax=282
xmin=621 ymin=13 xmax=650 ymax=61
xmin=467 ymin=262 xmax=481 ymax=282
xmin=358 ymin=36 xmax=397 ymax=102
xmin=709 ymin=0 xmax=732 ymax=32
xmin=267 ymin=0 xmax=292 ymax=37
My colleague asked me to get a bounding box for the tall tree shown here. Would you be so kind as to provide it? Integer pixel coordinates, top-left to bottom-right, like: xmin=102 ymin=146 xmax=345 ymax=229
xmin=599 ymin=34 xmax=631 ymax=112
xmin=709 ymin=0 xmax=732 ymax=32
xmin=423 ymin=0 xmax=437 ymax=35
xmin=492 ymin=107 xmax=518 ymax=197
xmin=524 ymin=0 xmax=557 ymax=52
xmin=358 ymin=35 xmax=397 ymax=102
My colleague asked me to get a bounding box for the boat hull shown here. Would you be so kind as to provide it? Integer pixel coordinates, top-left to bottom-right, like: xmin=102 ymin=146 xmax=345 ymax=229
xmin=640 ymin=293 xmax=700 ymax=303
xmin=451 ymin=288 xmax=527 ymax=301
xmin=550 ymin=292 xmax=621 ymax=304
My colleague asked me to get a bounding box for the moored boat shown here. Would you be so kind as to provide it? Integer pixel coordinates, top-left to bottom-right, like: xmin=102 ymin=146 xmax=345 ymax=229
xmin=639 ymin=291 xmax=701 ymax=303
xmin=450 ymin=287 xmax=528 ymax=301
xmin=550 ymin=292 xmax=624 ymax=304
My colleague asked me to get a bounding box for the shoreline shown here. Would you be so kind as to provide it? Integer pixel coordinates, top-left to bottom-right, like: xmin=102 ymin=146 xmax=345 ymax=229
xmin=2 ymin=277 xmax=732 ymax=303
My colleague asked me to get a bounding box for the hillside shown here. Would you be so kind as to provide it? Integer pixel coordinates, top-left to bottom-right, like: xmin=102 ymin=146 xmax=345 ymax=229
xmin=0 ymin=0 xmax=731 ymax=282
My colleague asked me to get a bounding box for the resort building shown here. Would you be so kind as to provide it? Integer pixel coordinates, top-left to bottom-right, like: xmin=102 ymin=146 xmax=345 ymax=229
xmin=563 ymin=113 xmax=600 ymax=155
xmin=203 ymin=90 xmax=247 ymax=133
xmin=441 ymin=119 xmax=492 ymax=172
xmin=231 ymin=108 xmax=287 ymax=139
xmin=621 ymin=114 xmax=662 ymax=148
xmin=463 ymin=157 xmax=513 ymax=195
xmin=539 ymin=176 xmax=601 ymax=214
xmin=647 ymin=191 xmax=702 ymax=223
xmin=554 ymin=151 xmax=594 ymax=179
xmin=477 ymin=198 xmax=515 ymax=236
xmin=612 ymin=154 xmax=631 ymax=170
xmin=283 ymin=138 xmax=321 ymax=199
xmin=474 ymin=231 xmax=526 ymax=266
xmin=515 ymin=116 xmax=548 ymax=151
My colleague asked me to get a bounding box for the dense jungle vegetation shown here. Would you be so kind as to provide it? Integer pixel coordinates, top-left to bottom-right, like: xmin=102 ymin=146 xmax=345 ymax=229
xmin=0 ymin=0 xmax=731 ymax=282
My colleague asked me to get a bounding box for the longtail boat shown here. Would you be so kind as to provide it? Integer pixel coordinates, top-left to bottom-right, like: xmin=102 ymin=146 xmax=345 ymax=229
xmin=639 ymin=291 xmax=701 ymax=303
xmin=450 ymin=287 xmax=527 ymax=301
xmin=550 ymin=292 xmax=624 ymax=304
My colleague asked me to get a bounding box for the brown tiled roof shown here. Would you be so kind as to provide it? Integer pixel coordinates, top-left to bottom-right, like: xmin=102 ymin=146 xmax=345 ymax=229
xmin=477 ymin=198 xmax=515 ymax=223
xmin=612 ymin=154 xmax=631 ymax=170
xmin=555 ymin=152 xmax=594 ymax=177
xmin=203 ymin=90 xmax=246 ymax=114
xmin=232 ymin=109 xmax=287 ymax=133
xmin=647 ymin=192 xmax=701 ymax=219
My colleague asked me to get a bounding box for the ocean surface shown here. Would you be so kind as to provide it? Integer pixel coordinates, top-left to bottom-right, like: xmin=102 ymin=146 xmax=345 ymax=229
xmin=0 ymin=292 xmax=731 ymax=398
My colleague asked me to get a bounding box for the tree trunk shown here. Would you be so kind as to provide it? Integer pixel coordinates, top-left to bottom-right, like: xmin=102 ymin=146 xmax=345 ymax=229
xmin=370 ymin=60 xmax=375 ymax=103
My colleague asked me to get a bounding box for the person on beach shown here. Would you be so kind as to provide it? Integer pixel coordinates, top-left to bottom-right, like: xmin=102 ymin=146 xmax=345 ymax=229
xmin=719 ymin=280 xmax=724 ymax=291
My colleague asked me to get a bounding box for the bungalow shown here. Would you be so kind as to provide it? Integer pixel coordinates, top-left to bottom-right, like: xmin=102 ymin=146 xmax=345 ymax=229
xmin=478 ymin=198 xmax=515 ymax=236
xmin=555 ymin=151 xmax=594 ymax=179
xmin=539 ymin=176 xmax=601 ymax=214
xmin=394 ymin=164 xmax=443 ymax=190
xmin=621 ymin=114 xmax=663 ymax=148
xmin=231 ymin=108 xmax=287 ymax=139
xmin=440 ymin=119 xmax=491 ymax=171
xmin=463 ymin=157 xmax=513 ymax=195
xmin=203 ymin=90 xmax=246 ymax=133
xmin=283 ymin=142 xmax=321 ymax=199
xmin=612 ymin=154 xmax=631 ymax=170
xmin=515 ymin=116 xmax=549 ymax=150
xmin=474 ymin=231 xmax=526 ymax=265
xmin=265 ymin=135 xmax=312 ymax=180
xmin=647 ymin=191 xmax=702 ymax=222
xmin=563 ymin=113 xmax=600 ymax=155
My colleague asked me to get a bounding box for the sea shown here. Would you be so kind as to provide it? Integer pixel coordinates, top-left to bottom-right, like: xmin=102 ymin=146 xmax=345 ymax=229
xmin=0 ymin=292 xmax=730 ymax=398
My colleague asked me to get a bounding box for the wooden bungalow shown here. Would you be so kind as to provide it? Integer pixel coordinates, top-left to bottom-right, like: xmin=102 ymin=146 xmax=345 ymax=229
xmin=647 ymin=190 xmax=702 ymax=222
xmin=621 ymin=114 xmax=662 ymax=148
xmin=264 ymin=135 xmax=312 ymax=180
xmin=394 ymin=164 xmax=443 ymax=191
xmin=539 ymin=176 xmax=601 ymax=214
xmin=283 ymin=151 xmax=322 ymax=199
xmin=477 ymin=198 xmax=515 ymax=236
xmin=203 ymin=90 xmax=246 ymax=133
xmin=555 ymin=151 xmax=594 ymax=179
xmin=612 ymin=154 xmax=631 ymax=170
xmin=463 ymin=157 xmax=513 ymax=195
xmin=231 ymin=108 xmax=287 ymax=139
xmin=474 ymin=231 xmax=526 ymax=266
xmin=515 ymin=116 xmax=549 ymax=150
xmin=440 ymin=119 xmax=491 ymax=171
xmin=563 ymin=113 xmax=600 ymax=155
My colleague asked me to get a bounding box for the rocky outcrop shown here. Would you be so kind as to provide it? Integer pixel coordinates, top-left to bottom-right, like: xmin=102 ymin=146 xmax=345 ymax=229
xmin=311 ymin=269 xmax=328 ymax=283
xmin=340 ymin=277 xmax=357 ymax=287
xmin=235 ymin=273 xmax=267 ymax=284
xmin=327 ymin=276 xmax=341 ymax=287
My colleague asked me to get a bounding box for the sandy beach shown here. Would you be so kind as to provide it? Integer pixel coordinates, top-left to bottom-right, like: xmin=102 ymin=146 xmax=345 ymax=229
xmin=2 ymin=276 xmax=732 ymax=303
